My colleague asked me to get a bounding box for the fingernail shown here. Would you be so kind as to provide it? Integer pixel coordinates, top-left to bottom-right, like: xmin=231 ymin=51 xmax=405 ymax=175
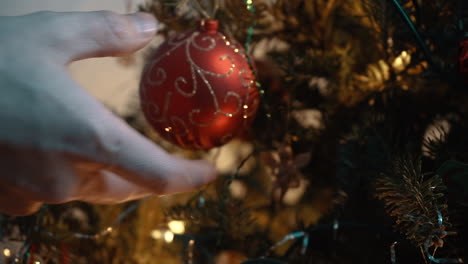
xmin=128 ymin=12 xmax=157 ymax=37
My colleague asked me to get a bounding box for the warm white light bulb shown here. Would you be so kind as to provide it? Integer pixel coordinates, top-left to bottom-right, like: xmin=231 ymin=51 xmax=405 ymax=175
xmin=164 ymin=230 xmax=174 ymax=243
xmin=168 ymin=220 xmax=185 ymax=234
xmin=151 ymin=229 xmax=163 ymax=240
xmin=3 ymin=248 xmax=11 ymax=257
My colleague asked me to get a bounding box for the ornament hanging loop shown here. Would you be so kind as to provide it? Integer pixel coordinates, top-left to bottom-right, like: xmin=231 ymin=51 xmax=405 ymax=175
xmin=191 ymin=0 xmax=220 ymax=19
xmin=211 ymin=0 xmax=221 ymax=19
xmin=191 ymin=0 xmax=211 ymax=19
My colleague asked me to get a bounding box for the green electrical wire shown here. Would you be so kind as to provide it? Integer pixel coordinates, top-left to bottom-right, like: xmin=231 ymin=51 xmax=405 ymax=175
xmin=390 ymin=0 xmax=438 ymax=71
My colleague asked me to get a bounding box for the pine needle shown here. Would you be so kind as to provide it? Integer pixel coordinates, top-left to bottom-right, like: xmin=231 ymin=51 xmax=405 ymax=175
xmin=376 ymin=155 xmax=451 ymax=247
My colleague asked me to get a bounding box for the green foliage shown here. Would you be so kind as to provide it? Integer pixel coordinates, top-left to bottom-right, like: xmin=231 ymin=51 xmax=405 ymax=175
xmin=376 ymin=156 xmax=450 ymax=247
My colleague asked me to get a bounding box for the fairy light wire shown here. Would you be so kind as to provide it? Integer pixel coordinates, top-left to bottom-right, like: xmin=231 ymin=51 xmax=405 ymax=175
xmin=424 ymin=240 xmax=463 ymax=264
xmin=390 ymin=242 xmax=398 ymax=264
xmin=266 ymin=231 xmax=309 ymax=256
xmin=242 ymin=0 xmax=271 ymax=121
xmin=422 ymin=210 xmax=463 ymax=263
xmin=244 ymin=0 xmax=256 ymax=53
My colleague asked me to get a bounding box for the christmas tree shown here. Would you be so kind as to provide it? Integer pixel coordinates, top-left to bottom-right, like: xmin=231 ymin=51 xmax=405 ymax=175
xmin=2 ymin=0 xmax=468 ymax=263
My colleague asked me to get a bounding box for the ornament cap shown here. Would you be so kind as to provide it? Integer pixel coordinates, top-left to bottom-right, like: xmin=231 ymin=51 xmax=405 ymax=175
xmin=198 ymin=19 xmax=219 ymax=34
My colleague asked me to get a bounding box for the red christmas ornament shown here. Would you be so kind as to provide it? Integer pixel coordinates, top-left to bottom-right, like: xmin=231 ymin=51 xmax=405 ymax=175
xmin=140 ymin=20 xmax=259 ymax=150
xmin=459 ymin=39 xmax=468 ymax=83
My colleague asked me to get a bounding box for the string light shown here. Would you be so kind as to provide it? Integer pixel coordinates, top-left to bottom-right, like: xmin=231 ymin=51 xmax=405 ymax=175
xmin=168 ymin=220 xmax=185 ymax=234
xmin=390 ymin=0 xmax=437 ymax=71
xmin=187 ymin=240 xmax=195 ymax=264
xmin=437 ymin=210 xmax=443 ymax=227
xmin=151 ymin=230 xmax=163 ymax=240
xmin=164 ymin=231 xmax=175 ymax=243
xmin=243 ymin=0 xmax=270 ymax=121
xmin=3 ymin=248 xmax=11 ymax=257
xmin=391 ymin=50 xmax=411 ymax=72
xmin=332 ymin=219 xmax=339 ymax=240
xmin=197 ymin=196 xmax=206 ymax=207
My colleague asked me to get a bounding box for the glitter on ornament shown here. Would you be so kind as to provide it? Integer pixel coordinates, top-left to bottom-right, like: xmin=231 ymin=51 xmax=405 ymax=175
xmin=140 ymin=20 xmax=259 ymax=150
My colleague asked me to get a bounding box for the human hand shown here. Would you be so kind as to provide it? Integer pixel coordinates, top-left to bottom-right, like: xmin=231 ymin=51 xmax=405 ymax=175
xmin=0 ymin=11 xmax=216 ymax=216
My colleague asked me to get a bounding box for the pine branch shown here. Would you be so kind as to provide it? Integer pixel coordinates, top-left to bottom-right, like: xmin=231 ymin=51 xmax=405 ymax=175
xmin=164 ymin=191 xmax=258 ymax=242
xmin=376 ymin=155 xmax=452 ymax=248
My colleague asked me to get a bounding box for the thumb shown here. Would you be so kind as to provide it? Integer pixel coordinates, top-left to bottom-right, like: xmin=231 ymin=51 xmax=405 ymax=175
xmin=39 ymin=11 xmax=158 ymax=62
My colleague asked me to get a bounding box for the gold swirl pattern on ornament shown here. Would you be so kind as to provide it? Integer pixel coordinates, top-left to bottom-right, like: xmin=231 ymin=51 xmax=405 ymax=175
xmin=190 ymin=66 xmax=200 ymax=99
xmin=142 ymin=33 xmax=190 ymax=123
xmin=147 ymin=66 xmax=166 ymax=86
xmin=175 ymin=76 xmax=196 ymax=97
xmin=239 ymin=68 xmax=253 ymax=87
xmin=223 ymin=91 xmax=242 ymax=116
xmin=244 ymin=98 xmax=259 ymax=118
xmin=238 ymin=68 xmax=256 ymax=120
xmin=150 ymin=34 xmax=189 ymax=67
xmin=184 ymin=43 xmax=219 ymax=126
xmin=148 ymin=91 xmax=172 ymax=123
xmin=184 ymin=34 xmax=242 ymax=125
xmin=191 ymin=33 xmax=217 ymax=51
xmin=246 ymin=80 xmax=260 ymax=116
xmin=187 ymin=34 xmax=236 ymax=78
xmin=188 ymin=68 xmax=241 ymax=125
xmin=188 ymin=108 xmax=213 ymax=127
xmin=202 ymin=55 xmax=236 ymax=78
xmin=161 ymin=91 xmax=173 ymax=122
xmin=143 ymin=30 xmax=247 ymax=131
